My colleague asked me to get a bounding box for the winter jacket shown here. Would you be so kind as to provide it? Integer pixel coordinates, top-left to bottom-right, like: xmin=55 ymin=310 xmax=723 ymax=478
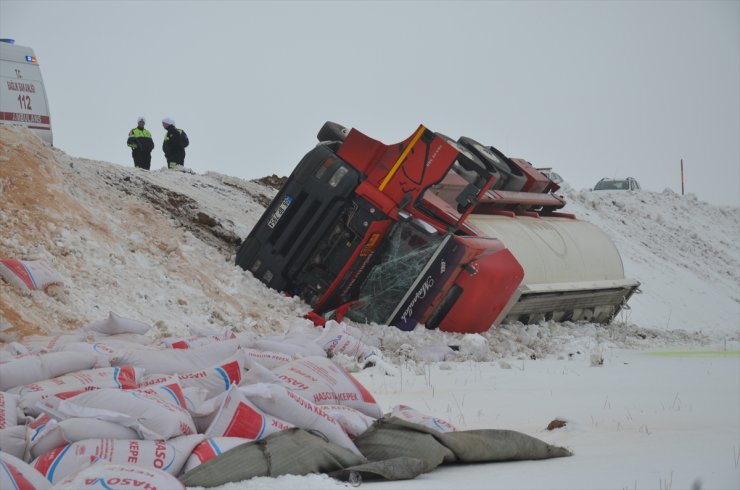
xmin=127 ymin=127 xmax=154 ymax=155
xmin=163 ymin=125 xmax=186 ymax=167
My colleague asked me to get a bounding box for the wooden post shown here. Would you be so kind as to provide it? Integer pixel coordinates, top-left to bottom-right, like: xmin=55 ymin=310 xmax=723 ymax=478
xmin=680 ymin=159 xmax=684 ymax=196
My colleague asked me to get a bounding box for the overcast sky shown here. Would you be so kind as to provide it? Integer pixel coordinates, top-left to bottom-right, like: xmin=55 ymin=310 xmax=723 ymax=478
xmin=2 ymin=1 xmax=738 ymax=206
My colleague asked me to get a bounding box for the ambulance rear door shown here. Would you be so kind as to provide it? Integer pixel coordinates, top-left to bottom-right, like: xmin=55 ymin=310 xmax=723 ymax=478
xmin=0 ymin=39 xmax=52 ymax=145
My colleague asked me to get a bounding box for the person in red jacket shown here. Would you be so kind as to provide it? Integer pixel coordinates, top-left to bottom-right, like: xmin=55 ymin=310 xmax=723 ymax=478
xmin=161 ymin=117 xmax=187 ymax=169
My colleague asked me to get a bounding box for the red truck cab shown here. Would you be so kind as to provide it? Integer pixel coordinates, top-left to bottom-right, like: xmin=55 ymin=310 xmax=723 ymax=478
xmin=236 ymin=122 xmax=524 ymax=333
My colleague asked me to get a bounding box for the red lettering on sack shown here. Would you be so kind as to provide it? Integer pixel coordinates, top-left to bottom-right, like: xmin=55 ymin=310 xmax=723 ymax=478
xmin=249 ymin=351 xmax=289 ymax=360
xmin=287 ymin=366 xmax=320 ymax=383
xmin=339 ymin=366 xmax=378 ymax=403
xmin=179 ymin=421 xmax=194 ymax=435
xmin=139 ymin=376 xmax=171 ymax=387
xmin=286 ymin=390 xmax=336 ymax=423
xmin=312 ymin=391 xmax=358 ymax=403
xmin=152 ymin=440 xmax=167 ymax=469
xmin=271 ymin=419 xmax=292 ymax=430
xmin=128 ymin=440 xmax=139 ymax=463
xmin=278 ymin=374 xmax=310 ymax=390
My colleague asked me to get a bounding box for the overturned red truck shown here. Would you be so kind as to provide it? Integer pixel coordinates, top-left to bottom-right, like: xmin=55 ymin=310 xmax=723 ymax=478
xmin=236 ymin=122 xmax=639 ymax=333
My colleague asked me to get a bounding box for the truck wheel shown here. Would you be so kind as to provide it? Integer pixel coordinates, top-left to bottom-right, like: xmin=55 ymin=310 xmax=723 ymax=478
xmin=435 ymin=133 xmax=488 ymax=179
xmin=500 ymin=162 xmax=527 ymax=192
xmin=457 ymin=136 xmax=504 ymax=189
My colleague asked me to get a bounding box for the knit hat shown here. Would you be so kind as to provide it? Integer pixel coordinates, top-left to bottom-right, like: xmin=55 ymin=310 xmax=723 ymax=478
xmin=162 ymin=117 xmax=175 ymax=126
xmin=137 ymin=116 xmax=145 ymax=123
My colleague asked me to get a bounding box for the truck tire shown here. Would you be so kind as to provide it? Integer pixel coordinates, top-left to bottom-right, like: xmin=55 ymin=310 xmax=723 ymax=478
xmin=435 ymin=133 xmax=488 ymax=183
xmin=457 ymin=136 xmax=504 ymax=189
xmin=499 ymin=161 xmax=527 ymax=192
xmin=457 ymin=137 xmax=525 ymax=191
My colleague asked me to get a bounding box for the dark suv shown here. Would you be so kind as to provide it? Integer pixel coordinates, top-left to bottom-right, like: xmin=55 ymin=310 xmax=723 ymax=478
xmin=593 ymin=177 xmax=641 ymax=191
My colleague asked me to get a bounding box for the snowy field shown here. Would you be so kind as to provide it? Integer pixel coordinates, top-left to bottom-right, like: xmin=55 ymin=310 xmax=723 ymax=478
xmin=1 ymin=126 xmax=738 ymax=489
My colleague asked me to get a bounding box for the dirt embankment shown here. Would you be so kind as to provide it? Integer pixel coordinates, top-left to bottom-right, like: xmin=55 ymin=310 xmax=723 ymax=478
xmin=0 ymin=127 xmax=98 ymax=336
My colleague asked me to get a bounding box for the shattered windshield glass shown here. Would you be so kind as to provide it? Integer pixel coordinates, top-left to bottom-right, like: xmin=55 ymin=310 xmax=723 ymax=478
xmin=346 ymin=220 xmax=443 ymax=325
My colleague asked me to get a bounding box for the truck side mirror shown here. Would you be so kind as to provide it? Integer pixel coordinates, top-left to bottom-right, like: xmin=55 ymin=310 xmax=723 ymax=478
xmin=317 ymin=121 xmax=349 ymax=143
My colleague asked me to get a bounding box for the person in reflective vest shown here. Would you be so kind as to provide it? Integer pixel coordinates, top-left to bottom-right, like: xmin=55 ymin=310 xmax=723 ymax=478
xmin=126 ymin=116 xmax=154 ymax=170
xmin=161 ymin=116 xmax=186 ymax=169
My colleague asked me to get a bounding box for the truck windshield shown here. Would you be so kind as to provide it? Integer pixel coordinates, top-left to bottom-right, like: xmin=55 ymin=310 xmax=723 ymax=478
xmin=346 ymin=220 xmax=443 ymax=325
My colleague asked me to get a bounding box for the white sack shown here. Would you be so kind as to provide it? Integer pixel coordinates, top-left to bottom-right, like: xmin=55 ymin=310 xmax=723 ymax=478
xmin=187 ymin=391 xmax=226 ymax=434
xmin=82 ymin=311 xmax=151 ymax=336
xmin=29 ymin=416 xmax=139 ymax=460
xmin=184 ymin=325 xmax=255 ymax=347
xmin=50 ymin=462 xmax=185 ymax=490
xmin=20 ymin=333 xmax=86 ymax=354
xmin=109 ymin=339 xmax=241 ymax=375
xmin=204 ymin=384 xmax=293 ymax=440
xmin=226 ymin=330 xmax=257 ymax=348
xmin=321 ymin=404 xmax=376 ymax=437
xmin=181 ymin=387 xmax=210 ymax=419
xmin=88 ymin=332 xmax=154 ymax=345
xmin=0 ymin=391 xmax=20 ymax=429
xmin=391 ymin=404 xmax=458 ymax=432
xmin=139 ymin=355 xmax=243 ymax=399
xmin=243 ymin=348 xmax=294 ymax=370
xmin=0 ymin=258 xmax=64 ymax=291
xmin=162 ymin=335 xmax=220 ymax=349
xmin=39 ymin=383 xmax=196 ymax=440
xmin=249 ymin=355 xmax=383 ymax=418
xmin=0 ymin=424 xmax=30 ymax=460
xmin=56 ymin=339 xmax=154 ymax=360
xmin=253 ymin=323 xmax=327 ymax=358
xmin=239 ymin=382 xmax=361 ymax=456
xmin=173 ymin=356 xmax=243 ymax=397
xmin=0 ymin=450 xmax=51 ymax=490
xmin=182 ymin=436 xmax=252 ymax=473
xmin=0 ymin=341 xmax=29 ymax=360
xmin=17 ymin=366 xmax=143 ymax=415
xmin=32 ymin=434 xmax=203 ymax=484
xmin=0 ymin=352 xmax=98 ymax=391
xmin=314 ymin=320 xmax=380 ymax=362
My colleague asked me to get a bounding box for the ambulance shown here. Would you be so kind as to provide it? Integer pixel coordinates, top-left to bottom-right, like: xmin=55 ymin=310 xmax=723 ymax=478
xmin=0 ymin=39 xmax=53 ymax=145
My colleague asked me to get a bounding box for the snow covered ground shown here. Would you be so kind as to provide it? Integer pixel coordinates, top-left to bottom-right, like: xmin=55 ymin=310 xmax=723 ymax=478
xmin=1 ymin=126 xmax=738 ymax=489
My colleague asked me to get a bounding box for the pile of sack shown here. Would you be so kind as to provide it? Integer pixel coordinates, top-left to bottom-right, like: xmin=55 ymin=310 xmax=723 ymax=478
xmin=1 ymin=312 xmax=467 ymax=488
